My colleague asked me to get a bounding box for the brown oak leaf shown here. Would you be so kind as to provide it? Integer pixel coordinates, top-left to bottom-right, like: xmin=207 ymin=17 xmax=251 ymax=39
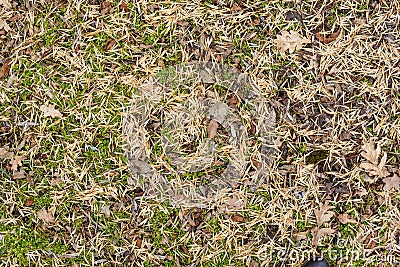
xmin=314 ymin=201 xmax=334 ymax=227
xmin=337 ymin=213 xmax=358 ymax=224
xmin=311 ymin=227 xmax=335 ymax=246
xmin=10 ymin=155 xmax=26 ymax=171
xmin=360 ymin=141 xmax=389 ymax=178
xmin=37 ymin=208 xmax=55 ymax=223
xmin=275 ymin=30 xmax=310 ymax=53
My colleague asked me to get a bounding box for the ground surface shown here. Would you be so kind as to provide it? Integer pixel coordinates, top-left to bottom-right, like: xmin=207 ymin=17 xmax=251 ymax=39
xmin=1 ymin=0 xmax=400 ymax=266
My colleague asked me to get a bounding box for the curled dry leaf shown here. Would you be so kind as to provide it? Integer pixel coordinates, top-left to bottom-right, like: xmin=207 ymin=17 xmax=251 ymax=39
xmin=315 ymin=30 xmax=340 ymax=44
xmin=275 ymin=30 xmax=310 ymax=53
xmin=337 ymin=213 xmax=358 ymax=224
xmin=311 ymin=227 xmax=335 ymax=246
xmin=207 ymin=119 xmax=219 ymax=139
xmin=0 ymin=58 xmax=11 ymax=79
xmin=104 ymin=38 xmax=117 ymax=51
xmin=10 ymin=155 xmax=26 ymax=171
xmin=37 ymin=208 xmax=55 ymax=223
xmin=101 ymin=205 xmax=111 ymax=218
xmin=360 ymin=141 xmax=389 ymax=178
xmin=314 ymin=201 xmax=334 ymax=227
xmin=232 ymin=214 xmax=245 ymax=223
xmin=40 ymin=104 xmax=63 ymax=118
xmin=382 ymin=174 xmax=400 ymax=191
xmin=0 ymin=19 xmax=10 ymax=32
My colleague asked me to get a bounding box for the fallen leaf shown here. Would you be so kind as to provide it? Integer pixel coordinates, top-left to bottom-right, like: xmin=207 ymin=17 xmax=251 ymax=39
xmin=360 ymin=141 xmax=389 ymax=178
xmin=315 ymin=30 xmax=340 ymax=44
xmin=136 ymin=237 xmax=142 ymax=248
xmin=365 ymin=232 xmax=377 ymax=249
xmin=337 ymin=213 xmax=358 ymax=224
xmin=207 ymin=119 xmax=219 ymax=138
xmin=230 ymin=3 xmax=242 ymax=11
xmin=0 ymin=19 xmax=10 ymax=32
xmin=101 ymin=1 xmax=113 ymax=15
xmin=275 ymin=30 xmax=310 ymax=53
xmin=0 ymin=58 xmax=11 ymax=79
xmin=382 ymin=174 xmax=400 ymax=191
xmin=0 ymin=146 xmax=14 ymax=159
xmin=221 ymin=193 xmax=246 ymax=209
xmin=24 ymin=198 xmax=34 ymax=207
xmin=314 ymin=201 xmax=334 ymax=227
xmin=0 ymin=0 xmax=11 ymax=9
xmin=311 ymin=227 xmax=335 ymax=246
xmin=232 ymin=214 xmax=245 ymax=223
xmin=40 ymin=104 xmax=63 ymax=118
xmin=120 ymin=2 xmax=129 ymax=12
xmin=10 ymin=155 xmax=26 ymax=171
xmin=13 ymin=169 xmax=26 ymax=179
xmin=37 ymin=208 xmax=55 ymax=223
xmin=101 ymin=205 xmax=111 ymax=218
xmin=103 ymin=38 xmax=117 ymax=51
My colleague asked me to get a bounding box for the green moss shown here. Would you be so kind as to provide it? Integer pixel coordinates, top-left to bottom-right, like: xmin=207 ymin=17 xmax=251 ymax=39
xmin=305 ymin=150 xmax=329 ymax=164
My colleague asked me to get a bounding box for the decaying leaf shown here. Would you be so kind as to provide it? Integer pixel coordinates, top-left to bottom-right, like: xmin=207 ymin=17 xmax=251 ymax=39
xmin=40 ymin=104 xmax=63 ymax=118
xmin=0 ymin=0 xmax=11 ymax=9
xmin=337 ymin=213 xmax=358 ymax=224
xmin=101 ymin=205 xmax=111 ymax=218
xmin=104 ymin=38 xmax=117 ymax=51
xmin=360 ymin=141 xmax=389 ymax=178
xmin=294 ymin=230 xmax=309 ymax=241
xmin=232 ymin=214 xmax=245 ymax=223
xmin=0 ymin=58 xmax=11 ymax=79
xmin=37 ymin=208 xmax=55 ymax=223
xmin=382 ymin=174 xmax=400 ymax=191
xmin=221 ymin=193 xmax=246 ymax=209
xmin=101 ymin=1 xmax=113 ymax=15
xmin=0 ymin=146 xmax=14 ymax=159
xmin=311 ymin=227 xmax=335 ymax=246
xmin=315 ymin=30 xmax=340 ymax=44
xmin=10 ymin=155 xmax=26 ymax=171
xmin=275 ymin=30 xmax=310 ymax=53
xmin=13 ymin=169 xmax=26 ymax=179
xmin=207 ymin=119 xmax=219 ymax=139
xmin=24 ymin=198 xmax=34 ymax=207
xmin=314 ymin=201 xmax=334 ymax=227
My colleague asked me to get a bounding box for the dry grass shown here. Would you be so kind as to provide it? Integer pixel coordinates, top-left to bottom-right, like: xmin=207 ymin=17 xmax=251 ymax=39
xmin=0 ymin=0 xmax=400 ymax=266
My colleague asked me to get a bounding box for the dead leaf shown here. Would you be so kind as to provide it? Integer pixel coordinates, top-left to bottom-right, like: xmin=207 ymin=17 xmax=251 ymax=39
xmin=136 ymin=238 xmax=142 ymax=248
xmin=360 ymin=141 xmax=389 ymax=178
xmin=315 ymin=30 xmax=340 ymax=44
xmin=37 ymin=208 xmax=55 ymax=223
xmin=101 ymin=1 xmax=113 ymax=15
xmin=101 ymin=205 xmax=111 ymax=218
xmin=221 ymin=193 xmax=246 ymax=209
xmin=40 ymin=104 xmax=63 ymax=118
xmin=311 ymin=227 xmax=335 ymax=246
xmin=382 ymin=174 xmax=400 ymax=191
xmin=0 ymin=19 xmax=10 ymax=32
xmin=207 ymin=119 xmax=219 ymax=138
xmin=24 ymin=198 xmax=34 ymax=207
xmin=314 ymin=201 xmax=334 ymax=227
xmin=275 ymin=30 xmax=310 ymax=53
xmin=13 ymin=169 xmax=26 ymax=179
xmin=10 ymin=155 xmax=26 ymax=171
xmin=230 ymin=3 xmax=242 ymax=11
xmin=337 ymin=213 xmax=358 ymax=224
xmin=120 ymin=2 xmax=129 ymax=12
xmin=232 ymin=214 xmax=245 ymax=223
xmin=0 ymin=58 xmax=11 ymax=79
xmin=0 ymin=146 xmax=14 ymax=159
xmin=103 ymin=38 xmax=117 ymax=51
